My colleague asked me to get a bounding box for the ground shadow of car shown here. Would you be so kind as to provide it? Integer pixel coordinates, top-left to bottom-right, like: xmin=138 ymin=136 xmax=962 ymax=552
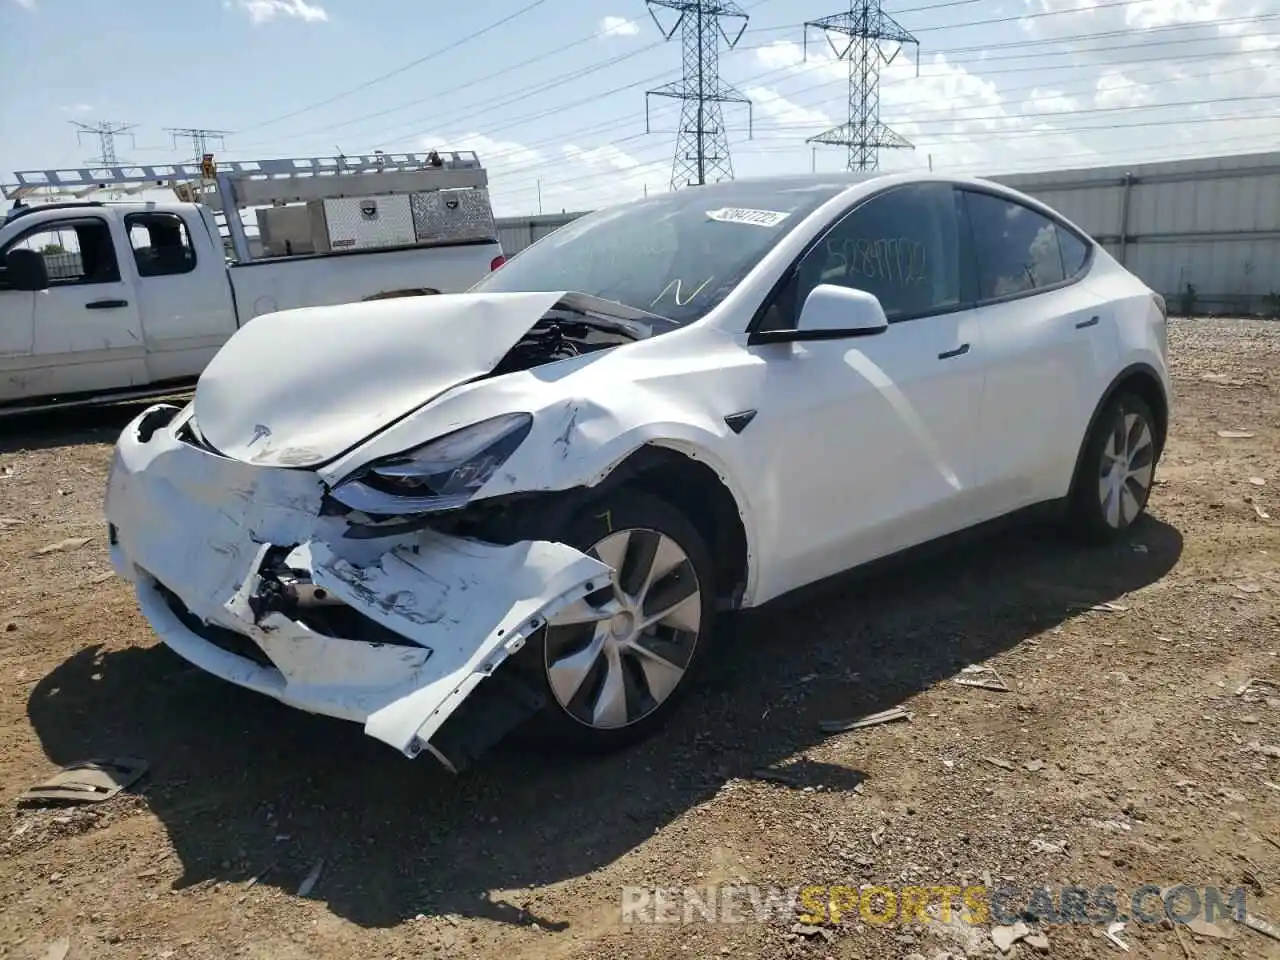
xmin=26 ymin=514 xmax=1182 ymax=930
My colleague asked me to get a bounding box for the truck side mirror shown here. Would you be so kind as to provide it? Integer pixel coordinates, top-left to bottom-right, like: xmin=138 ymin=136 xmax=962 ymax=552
xmin=4 ymin=249 xmax=50 ymax=292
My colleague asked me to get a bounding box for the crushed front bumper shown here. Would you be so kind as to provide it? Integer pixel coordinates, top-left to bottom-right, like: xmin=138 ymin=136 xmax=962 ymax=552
xmin=104 ymin=405 xmax=610 ymax=766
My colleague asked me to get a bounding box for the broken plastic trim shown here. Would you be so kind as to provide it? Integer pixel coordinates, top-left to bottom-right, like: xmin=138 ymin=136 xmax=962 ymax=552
xmin=329 ymin=413 xmax=533 ymax=517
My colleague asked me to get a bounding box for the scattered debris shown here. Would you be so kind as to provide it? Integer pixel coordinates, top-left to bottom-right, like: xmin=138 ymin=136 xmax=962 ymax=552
xmin=1240 ymin=912 xmax=1280 ymax=942
xmin=1203 ymin=373 xmax=1247 ymax=386
xmin=818 ymin=705 xmax=910 ymax=734
xmin=1237 ymin=678 xmax=1280 ymax=696
xmin=1024 ymin=759 xmax=1046 ymax=772
xmin=954 ymin=664 xmax=1010 ymax=692
xmin=41 ymin=938 xmax=70 ymax=960
xmin=1085 ymin=601 xmax=1130 ymax=613
xmin=1025 ymin=931 xmax=1050 ymax=952
xmin=1030 ymin=838 xmax=1066 ymax=854
xmin=1236 ymin=582 xmax=1265 ymax=594
xmin=296 ymin=858 xmax=325 ymax=897
xmin=34 ymin=537 xmax=92 ymax=556
xmin=1249 ymin=742 xmax=1280 ymax=759
xmin=871 ymin=825 xmax=886 ymax=847
xmin=984 ymin=757 xmax=1015 ymax=771
xmin=1104 ymin=920 xmax=1130 ymax=951
xmin=991 ymin=921 xmax=1031 ymax=953
xmin=790 ymin=922 xmax=834 ymax=943
xmin=1217 ymin=430 xmax=1256 ymax=439
xmin=1130 ymin=543 xmax=1149 ymax=553
xmin=1185 ymin=918 xmax=1232 ymax=940
xmin=0 ymin=517 xmax=24 ymax=527
xmin=20 ymin=758 xmax=148 ymax=806
xmin=88 ymin=571 xmax=114 ymax=584
xmin=238 ymin=864 xmax=275 ymax=903
xmin=751 ymin=767 xmax=802 ymax=787
xmin=1255 ymin=503 xmax=1272 ymax=521
xmin=1249 ymin=477 xmax=1267 ymax=486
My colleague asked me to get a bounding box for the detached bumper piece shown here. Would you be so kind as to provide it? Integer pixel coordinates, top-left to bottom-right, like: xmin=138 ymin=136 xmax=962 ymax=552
xmin=105 ymin=405 xmax=610 ymax=768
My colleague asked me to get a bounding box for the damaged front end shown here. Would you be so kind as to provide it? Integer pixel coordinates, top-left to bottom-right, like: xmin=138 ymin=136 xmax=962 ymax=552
xmin=105 ymin=403 xmax=611 ymax=771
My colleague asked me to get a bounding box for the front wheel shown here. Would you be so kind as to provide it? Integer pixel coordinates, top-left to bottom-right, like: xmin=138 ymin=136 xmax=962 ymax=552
xmin=517 ymin=487 xmax=716 ymax=753
xmin=1069 ymin=391 xmax=1160 ymax=542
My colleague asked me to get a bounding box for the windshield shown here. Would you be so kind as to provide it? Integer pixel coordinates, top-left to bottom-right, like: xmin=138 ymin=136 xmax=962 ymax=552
xmin=471 ymin=178 xmax=853 ymax=325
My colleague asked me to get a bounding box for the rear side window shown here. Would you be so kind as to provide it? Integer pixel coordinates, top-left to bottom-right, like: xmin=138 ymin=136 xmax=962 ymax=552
xmin=1058 ymin=227 xmax=1091 ymax=278
xmin=963 ymin=191 xmax=1072 ymax=300
xmin=126 ymin=212 xmax=196 ymax=277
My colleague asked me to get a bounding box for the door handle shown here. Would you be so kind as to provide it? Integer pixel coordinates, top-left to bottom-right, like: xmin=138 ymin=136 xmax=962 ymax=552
xmin=1075 ymin=315 xmax=1100 ymax=329
xmin=938 ymin=343 xmax=970 ymax=360
xmin=86 ymin=299 xmax=129 ymax=310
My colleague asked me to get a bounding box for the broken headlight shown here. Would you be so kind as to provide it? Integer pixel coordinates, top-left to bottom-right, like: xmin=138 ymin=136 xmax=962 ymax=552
xmin=330 ymin=413 xmax=533 ymax=516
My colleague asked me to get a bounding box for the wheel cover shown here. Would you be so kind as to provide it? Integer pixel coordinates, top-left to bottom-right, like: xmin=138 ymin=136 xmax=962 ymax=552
xmin=542 ymin=527 xmax=702 ymax=730
xmin=1098 ymin=410 xmax=1155 ymax=529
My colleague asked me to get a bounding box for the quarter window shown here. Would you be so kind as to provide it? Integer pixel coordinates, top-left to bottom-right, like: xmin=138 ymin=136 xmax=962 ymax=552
xmin=794 ymin=183 xmax=962 ymax=322
xmin=0 ymin=219 xmax=120 ymax=287
xmin=126 ymin=212 xmax=196 ymax=277
xmin=1058 ymin=226 xmax=1091 ymax=278
xmin=963 ymin=191 xmax=1074 ymax=299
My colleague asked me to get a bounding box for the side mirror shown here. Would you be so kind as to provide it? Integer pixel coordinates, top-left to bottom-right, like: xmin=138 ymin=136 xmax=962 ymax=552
xmin=750 ymin=284 xmax=889 ymax=345
xmin=4 ymin=249 xmax=50 ymax=292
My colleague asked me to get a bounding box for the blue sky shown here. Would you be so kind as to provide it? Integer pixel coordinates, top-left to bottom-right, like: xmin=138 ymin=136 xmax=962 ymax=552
xmin=3 ymin=0 xmax=1278 ymax=217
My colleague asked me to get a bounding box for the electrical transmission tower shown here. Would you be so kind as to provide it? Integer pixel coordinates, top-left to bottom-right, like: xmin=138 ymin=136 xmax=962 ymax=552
xmin=166 ymin=127 xmax=230 ymax=166
xmin=804 ymin=1 xmax=919 ymax=172
xmin=70 ymin=120 xmax=136 ymax=166
xmin=645 ymin=1 xmax=753 ymax=190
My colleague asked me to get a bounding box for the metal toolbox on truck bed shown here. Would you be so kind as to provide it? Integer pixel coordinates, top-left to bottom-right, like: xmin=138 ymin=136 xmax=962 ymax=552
xmin=311 ymin=194 xmax=417 ymax=253
xmin=411 ymin=187 xmax=497 ymax=244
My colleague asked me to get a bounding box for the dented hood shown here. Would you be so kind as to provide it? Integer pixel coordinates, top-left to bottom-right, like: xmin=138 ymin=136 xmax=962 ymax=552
xmin=192 ymin=291 xmax=569 ymax=468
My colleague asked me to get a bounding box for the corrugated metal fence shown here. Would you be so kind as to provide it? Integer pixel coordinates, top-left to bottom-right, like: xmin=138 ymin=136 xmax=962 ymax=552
xmin=496 ymin=151 xmax=1280 ymax=317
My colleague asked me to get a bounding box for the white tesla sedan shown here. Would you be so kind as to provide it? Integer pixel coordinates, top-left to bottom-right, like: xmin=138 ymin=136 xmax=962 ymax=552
xmin=104 ymin=172 xmax=1170 ymax=770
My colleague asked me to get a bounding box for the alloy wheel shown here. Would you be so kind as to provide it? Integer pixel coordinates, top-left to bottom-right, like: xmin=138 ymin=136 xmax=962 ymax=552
xmin=543 ymin=528 xmax=702 ymax=730
xmin=1098 ymin=410 xmax=1155 ymax=529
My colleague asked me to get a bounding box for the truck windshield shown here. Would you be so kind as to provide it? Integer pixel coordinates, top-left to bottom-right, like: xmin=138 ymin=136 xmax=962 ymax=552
xmin=470 ymin=178 xmax=851 ymax=325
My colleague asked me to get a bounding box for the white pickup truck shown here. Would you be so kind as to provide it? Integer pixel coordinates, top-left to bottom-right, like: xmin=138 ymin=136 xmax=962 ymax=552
xmin=0 ymin=198 xmax=505 ymax=413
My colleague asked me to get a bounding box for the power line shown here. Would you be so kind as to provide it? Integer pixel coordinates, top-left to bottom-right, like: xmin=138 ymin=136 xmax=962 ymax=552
xmin=645 ymin=0 xmax=753 ymax=188
xmin=234 ymin=0 xmax=553 ymax=134
xmin=221 ymin=12 xmax=1277 ymax=158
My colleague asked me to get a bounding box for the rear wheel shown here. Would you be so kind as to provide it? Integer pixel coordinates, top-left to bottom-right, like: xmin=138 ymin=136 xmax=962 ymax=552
xmin=1069 ymin=391 xmax=1159 ymax=542
xmin=518 ymin=487 xmax=716 ymax=752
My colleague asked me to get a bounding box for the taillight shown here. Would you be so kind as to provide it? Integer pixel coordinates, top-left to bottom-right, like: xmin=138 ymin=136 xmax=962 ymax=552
xmin=1152 ymin=293 xmax=1168 ymax=319
xmin=490 ymin=255 xmax=507 ymax=271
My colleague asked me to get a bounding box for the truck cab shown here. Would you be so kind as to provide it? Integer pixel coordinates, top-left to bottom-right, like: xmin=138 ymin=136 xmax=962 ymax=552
xmin=0 ymin=201 xmax=234 ymax=405
xmin=1 ymin=151 xmax=506 ymax=413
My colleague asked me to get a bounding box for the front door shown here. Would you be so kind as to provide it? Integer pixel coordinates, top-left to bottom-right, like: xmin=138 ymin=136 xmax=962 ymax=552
xmin=1 ymin=216 xmax=147 ymax=400
xmin=740 ymin=182 xmax=987 ymax=604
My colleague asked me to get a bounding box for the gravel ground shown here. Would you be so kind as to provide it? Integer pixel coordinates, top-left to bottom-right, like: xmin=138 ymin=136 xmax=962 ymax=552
xmin=1 ymin=317 xmax=1279 ymax=960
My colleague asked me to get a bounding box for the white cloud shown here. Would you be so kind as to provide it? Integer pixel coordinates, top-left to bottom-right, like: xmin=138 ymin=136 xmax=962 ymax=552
xmin=58 ymin=103 xmax=94 ymax=114
xmin=600 ymin=15 xmax=640 ymax=38
xmin=234 ymin=0 xmax=328 ymax=24
xmin=1023 ymin=88 xmax=1081 ymax=114
xmin=12 ymin=0 xmax=37 ymax=9
xmin=1093 ymin=69 xmax=1153 ymax=109
xmin=745 ymin=86 xmax=832 ymax=129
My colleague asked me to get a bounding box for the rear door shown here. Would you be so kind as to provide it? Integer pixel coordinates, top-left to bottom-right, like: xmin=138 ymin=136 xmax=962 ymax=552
xmin=125 ymin=210 xmax=235 ymax=381
xmin=959 ymin=188 xmax=1117 ymax=517
xmin=0 ymin=215 xmax=146 ymax=399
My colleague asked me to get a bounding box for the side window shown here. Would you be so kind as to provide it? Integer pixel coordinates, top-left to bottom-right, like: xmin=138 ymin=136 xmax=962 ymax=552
xmin=963 ymin=191 xmax=1068 ymax=299
xmin=0 ymin=219 xmax=121 ymax=287
xmin=1057 ymin=226 xmax=1090 ymax=279
xmin=126 ymin=213 xmax=196 ymax=277
xmin=795 ymin=183 xmax=962 ymax=322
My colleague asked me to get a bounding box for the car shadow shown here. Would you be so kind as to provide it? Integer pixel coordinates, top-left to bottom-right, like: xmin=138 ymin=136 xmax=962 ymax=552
xmin=0 ymin=395 xmax=189 ymax=455
xmin=25 ymin=515 xmax=1182 ymax=930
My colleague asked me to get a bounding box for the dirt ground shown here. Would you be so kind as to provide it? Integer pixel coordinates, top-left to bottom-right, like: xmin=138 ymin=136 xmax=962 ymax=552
xmin=2 ymin=317 xmax=1279 ymax=960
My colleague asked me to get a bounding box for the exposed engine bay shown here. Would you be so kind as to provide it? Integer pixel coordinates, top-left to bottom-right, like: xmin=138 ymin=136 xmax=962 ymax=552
xmin=488 ymin=306 xmax=662 ymax=377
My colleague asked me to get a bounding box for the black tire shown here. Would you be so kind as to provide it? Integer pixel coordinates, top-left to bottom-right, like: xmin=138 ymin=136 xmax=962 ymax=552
xmin=1069 ymin=391 xmax=1160 ymax=543
xmin=512 ymin=486 xmax=717 ymax=754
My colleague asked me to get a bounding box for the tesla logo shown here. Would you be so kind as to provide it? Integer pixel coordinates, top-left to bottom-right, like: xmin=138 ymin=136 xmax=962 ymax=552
xmin=360 ymin=200 xmax=379 ymax=219
xmin=248 ymin=424 xmax=272 ymax=447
